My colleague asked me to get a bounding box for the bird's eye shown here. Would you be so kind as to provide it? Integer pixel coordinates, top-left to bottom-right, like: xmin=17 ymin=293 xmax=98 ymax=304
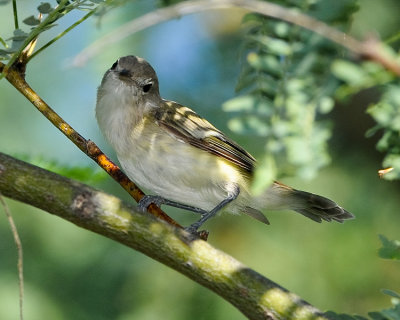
xmin=110 ymin=61 xmax=118 ymax=70
xmin=142 ymin=83 xmax=152 ymax=93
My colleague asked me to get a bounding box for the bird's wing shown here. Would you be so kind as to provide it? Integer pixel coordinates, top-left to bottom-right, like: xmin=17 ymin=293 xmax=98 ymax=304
xmin=153 ymin=101 xmax=256 ymax=173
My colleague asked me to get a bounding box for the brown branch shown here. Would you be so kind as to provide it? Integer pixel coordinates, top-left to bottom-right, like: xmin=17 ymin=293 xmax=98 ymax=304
xmin=71 ymin=0 xmax=400 ymax=76
xmin=0 ymin=152 xmax=329 ymax=320
xmin=1 ymin=60 xmax=182 ymax=230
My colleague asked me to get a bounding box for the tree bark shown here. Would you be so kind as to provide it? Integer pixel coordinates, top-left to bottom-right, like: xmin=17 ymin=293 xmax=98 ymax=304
xmin=0 ymin=152 xmax=329 ymax=320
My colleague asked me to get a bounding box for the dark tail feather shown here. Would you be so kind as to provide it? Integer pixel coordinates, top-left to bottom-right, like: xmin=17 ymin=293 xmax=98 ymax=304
xmin=243 ymin=207 xmax=270 ymax=225
xmin=292 ymin=190 xmax=354 ymax=223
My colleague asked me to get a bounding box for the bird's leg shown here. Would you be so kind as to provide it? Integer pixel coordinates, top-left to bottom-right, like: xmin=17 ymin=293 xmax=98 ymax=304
xmin=185 ymin=184 xmax=240 ymax=233
xmin=138 ymin=185 xmax=240 ymax=234
xmin=138 ymin=195 xmax=208 ymax=215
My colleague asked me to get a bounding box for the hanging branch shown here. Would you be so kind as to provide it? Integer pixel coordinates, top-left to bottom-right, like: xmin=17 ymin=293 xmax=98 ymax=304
xmin=71 ymin=0 xmax=400 ymax=76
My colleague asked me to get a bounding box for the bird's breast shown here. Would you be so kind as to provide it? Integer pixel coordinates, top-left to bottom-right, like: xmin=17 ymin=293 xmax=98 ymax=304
xmin=117 ymin=121 xmax=250 ymax=211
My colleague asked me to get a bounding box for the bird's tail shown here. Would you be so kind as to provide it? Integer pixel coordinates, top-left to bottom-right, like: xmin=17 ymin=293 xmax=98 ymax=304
xmin=250 ymin=181 xmax=354 ymax=223
xmin=289 ymin=189 xmax=354 ymax=223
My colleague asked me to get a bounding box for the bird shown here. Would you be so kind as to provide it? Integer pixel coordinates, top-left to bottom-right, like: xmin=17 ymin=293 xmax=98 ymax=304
xmin=96 ymin=55 xmax=354 ymax=233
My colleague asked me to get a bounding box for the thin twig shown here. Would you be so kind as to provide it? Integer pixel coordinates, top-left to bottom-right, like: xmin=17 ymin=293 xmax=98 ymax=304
xmin=70 ymin=0 xmax=400 ymax=76
xmin=3 ymin=0 xmax=74 ymax=73
xmin=385 ymin=31 xmax=400 ymax=44
xmin=27 ymin=9 xmax=97 ymax=63
xmin=12 ymin=0 xmax=19 ymax=29
xmin=0 ymin=194 xmax=24 ymax=320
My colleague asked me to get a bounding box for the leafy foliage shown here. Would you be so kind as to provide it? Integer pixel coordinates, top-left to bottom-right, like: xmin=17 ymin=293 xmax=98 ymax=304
xmin=332 ymin=54 xmax=400 ymax=179
xmin=324 ymin=236 xmax=400 ymax=320
xmin=223 ymin=0 xmax=358 ymax=194
xmin=382 ymin=290 xmax=400 ymax=300
xmin=378 ymin=235 xmax=400 ymax=260
xmin=325 ymin=305 xmax=400 ymax=320
xmin=0 ymin=28 xmax=29 ymax=58
xmin=16 ymin=154 xmax=107 ymax=184
xmin=0 ymin=0 xmax=104 ymax=65
xmin=366 ymin=85 xmax=400 ymax=179
xmin=325 ymin=288 xmax=400 ymax=320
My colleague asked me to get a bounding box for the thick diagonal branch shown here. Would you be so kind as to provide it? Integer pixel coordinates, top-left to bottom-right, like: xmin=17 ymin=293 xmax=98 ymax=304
xmin=0 ymin=152 xmax=329 ymax=320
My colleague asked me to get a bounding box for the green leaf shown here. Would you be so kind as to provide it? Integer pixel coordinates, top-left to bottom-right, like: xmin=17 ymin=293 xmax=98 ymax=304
xmin=15 ymin=154 xmax=107 ymax=184
xmin=38 ymin=2 xmax=53 ymax=14
xmin=380 ymin=304 xmax=400 ymax=320
xmin=318 ymin=96 xmax=334 ymax=114
xmin=250 ymin=35 xmax=292 ymax=56
xmin=371 ymin=304 xmax=400 ymax=320
xmin=247 ymin=52 xmax=282 ymax=76
xmin=223 ymin=95 xmax=258 ymax=112
xmin=241 ymin=12 xmax=264 ymax=24
xmin=285 ymin=137 xmax=312 ymax=165
xmin=365 ymin=125 xmax=381 ymax=138
xmin=383 ymin=155 xmax=400 ymax=171
xmin=332 ymin=60 xmax=368 ymax=86
xmin=23 ymin=15 xmax=41 ymax=26
xmin=382 ymin=289 xmax=400 ymax=299
xmin=368 ymin=311 xmax=388 ymax=320
xmin=376 ymin=131 xmax=392 ymax=151
xmin=312 ymin=0 xmax=359 ymax=23
xmin=365 ymin=85 xmax=400 ymax=181
xmin=223 ymin=95 xmax=273 ymax=116
xmin=0 ymin=49 xmax=13 ymax=57
xmin=273 ymin=22 xmax=290 ymax=38
xmin=7 ymin=29 xmax=28 ymax=41
xmin=378 ymin=235 xmax=400 ymax=260
xmin=227 ymin=116 xmax=270 ymax=136
xmin=368 ymin=103 xmax=393 ymax=127
xmin=380 ymin=154 xmax=400 ymax=180
xmin=251 ymin=155 xmax=276 ymax=196
xmin=2 ymin=29 xmax=29 ymax=54
xmin=325 ymin=306 xmax=400 ymax=320
xmin=324 ymin=311 xmax=368 ymax=320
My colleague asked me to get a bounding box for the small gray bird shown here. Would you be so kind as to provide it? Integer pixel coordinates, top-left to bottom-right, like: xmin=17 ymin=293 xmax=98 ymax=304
xmin=96 ymin=55 xmax=354 ymax=232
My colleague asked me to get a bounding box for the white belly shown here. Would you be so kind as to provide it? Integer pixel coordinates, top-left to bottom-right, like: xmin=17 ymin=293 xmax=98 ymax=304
xmin=117 ymin=122 xmax=249 ymax=212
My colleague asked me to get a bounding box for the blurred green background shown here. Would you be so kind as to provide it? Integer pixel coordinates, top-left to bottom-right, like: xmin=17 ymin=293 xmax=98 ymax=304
xmin=0 ymin=0 xmax=399 ymax=319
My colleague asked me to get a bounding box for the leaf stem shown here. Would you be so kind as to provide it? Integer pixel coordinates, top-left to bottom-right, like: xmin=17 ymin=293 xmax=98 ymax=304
xmin=4 ymin=0 xmax=71 ymax=71
xmin=385 ymin=31 xmax=400 ymax=45
xmin=27 ymin=9 xmax=96 ymax=63
xmin=12 ymin=0 xmax=19 ymax=29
